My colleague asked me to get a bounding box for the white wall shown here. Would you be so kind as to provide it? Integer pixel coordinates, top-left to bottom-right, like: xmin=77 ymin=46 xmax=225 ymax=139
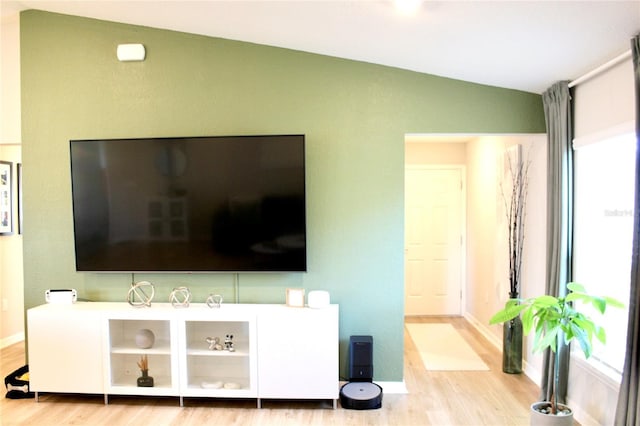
xmin=0 ymin=144 xmax=23 ymax=347
xmin=405 ymin=141 xmax=466 ymax=165
xmin=1 ymin=12 xmax=21 ymax=143
xmin=463 ymin=128 xmax=630 ymax=426
xmin=464 ymin=134 xmax=547 ymax=378
xmin=0 ymin=12 xmax=24 ymax=347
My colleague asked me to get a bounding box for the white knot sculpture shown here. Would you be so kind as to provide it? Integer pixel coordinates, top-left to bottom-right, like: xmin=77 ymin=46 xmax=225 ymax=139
xmin=127 ymin=281 xmax=155 ymax=307
xmin=206 ymin=294 xmax=223 ymax=308
xmin=169 ymin=286 xmax=191 ymax=308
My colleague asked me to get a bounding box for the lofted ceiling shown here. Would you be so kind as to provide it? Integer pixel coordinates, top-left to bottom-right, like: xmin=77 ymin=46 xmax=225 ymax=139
xmin=1 ymin=0 xmax=639 ymax=94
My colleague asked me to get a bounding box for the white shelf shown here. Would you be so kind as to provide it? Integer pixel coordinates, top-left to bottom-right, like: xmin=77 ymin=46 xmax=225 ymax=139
xmin=111 ymin=374 xmax=173 ymax=389
xmin=186 ymin=348 xmax=249 ymax=357
xmin=111 ymin=344 xmax=172 ymax=355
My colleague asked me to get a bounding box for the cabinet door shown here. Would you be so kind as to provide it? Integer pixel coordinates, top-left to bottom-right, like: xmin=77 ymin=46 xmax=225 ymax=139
xmin=27 ymin=306 xmax=104 ymax=394
xmin=257 ymin=305 xmax=339 ymax=399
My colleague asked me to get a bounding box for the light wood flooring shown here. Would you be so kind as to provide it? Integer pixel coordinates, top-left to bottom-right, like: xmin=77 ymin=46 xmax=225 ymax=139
xmin=1 ymin=317 xmax=548 ymax=425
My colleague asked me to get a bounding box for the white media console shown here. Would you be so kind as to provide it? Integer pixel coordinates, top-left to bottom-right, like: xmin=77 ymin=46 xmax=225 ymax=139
xmin=27 ymin=302 xmax=339 ymax=407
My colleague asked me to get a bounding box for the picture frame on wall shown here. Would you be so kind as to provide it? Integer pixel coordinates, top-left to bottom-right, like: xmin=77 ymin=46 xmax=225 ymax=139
xmin=0 ymin=161 xmax=13 ymax=235
xmin=17 ymin=163 xmax=22 ymax=234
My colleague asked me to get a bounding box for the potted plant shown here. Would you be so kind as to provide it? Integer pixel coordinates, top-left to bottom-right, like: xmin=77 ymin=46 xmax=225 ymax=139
xmin=489 ymin=282 xmax=624 ymax=425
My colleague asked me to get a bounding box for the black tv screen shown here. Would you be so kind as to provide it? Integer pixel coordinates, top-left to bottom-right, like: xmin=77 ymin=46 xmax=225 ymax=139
xmin=69 ymin=135 xmax=306 ymax=272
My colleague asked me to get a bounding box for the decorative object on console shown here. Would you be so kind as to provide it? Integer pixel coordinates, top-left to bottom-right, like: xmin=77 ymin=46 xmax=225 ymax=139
xmin=127 ymin=281 xmax=155 ymax=307
xmin=44 ymin=289 xmax=77 ymax=304
xmin=135 ymin=329 xmax=155 ymax=349
xmin=224 ymin=334 xmax=235 ymax=352
xmin=307 ymin=290 xmax=330 ymax=309
xmin=201 ymin=381 xmax=223 ymax=389
xmin=206 ymin=294 xmax=223 ymax=308
xmin=223 ymin=382 xmax=241 ymax=390
xmin=205 ymin=336 xmax=223 ymax=351
xmin=169 ymin=286 xmax=192 ymax=308
xmin=286 ymin=288 xmax=305 ymax=307
xmin=136 ymin=355 xmax=154 ymax=387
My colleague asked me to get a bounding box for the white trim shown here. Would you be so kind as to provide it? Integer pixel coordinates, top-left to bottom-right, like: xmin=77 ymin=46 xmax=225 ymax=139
xmin=377 ymin=381 xmax=408 ymax=394
xmin=464 ymin=311 xmax=541 ymax=387
xmin=405 ymin=133 xmax=547 ymax=144
xmin=464 ymin=311 xmax=501 ymax=351
xmin=1 ymin=332 xmax=24 ymax=349
xmin=569 ymin=50 xmax=632 ymax=88
xmin=566 ymin=356 xmax=621 ymax=426
xmin=572 ymin=120 xmax=635 ymax=149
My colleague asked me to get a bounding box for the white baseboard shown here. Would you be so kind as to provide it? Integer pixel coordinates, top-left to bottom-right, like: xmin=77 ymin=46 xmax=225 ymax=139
xmin=464 ymin=311 xmax=501 ymax=351
xmin=1 ymin=332 xmax=24 ymax=349
xmin=463 ymin=311 xmax=541 ymax=387
xmin=377 ymin=381 xmax=408 ymax=394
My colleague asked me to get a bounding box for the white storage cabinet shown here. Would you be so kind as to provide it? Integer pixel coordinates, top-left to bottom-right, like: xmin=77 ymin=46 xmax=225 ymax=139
xmin=27 ymin=302 xmax=338 ymax=406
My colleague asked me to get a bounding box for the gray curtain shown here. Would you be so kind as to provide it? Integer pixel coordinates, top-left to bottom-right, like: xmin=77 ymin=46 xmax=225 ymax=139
xmin=541 ymin=81 xmax=573 ymax=403
xmin=614 ymin=33 xmax=640 ymax=426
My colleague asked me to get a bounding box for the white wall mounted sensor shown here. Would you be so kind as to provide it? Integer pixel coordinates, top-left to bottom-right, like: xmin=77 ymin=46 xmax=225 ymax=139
xmin=117 ymin=44 xmax=146 ymax=62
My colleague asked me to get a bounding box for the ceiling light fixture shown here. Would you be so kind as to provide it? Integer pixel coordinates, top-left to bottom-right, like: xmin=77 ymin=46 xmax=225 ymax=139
xmin=394 ymin=0 xmax=422 ymax=15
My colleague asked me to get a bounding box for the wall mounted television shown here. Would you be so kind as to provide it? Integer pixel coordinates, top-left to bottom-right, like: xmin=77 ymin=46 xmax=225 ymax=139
xmin=69 ymin=135 xmax=306 ymax=272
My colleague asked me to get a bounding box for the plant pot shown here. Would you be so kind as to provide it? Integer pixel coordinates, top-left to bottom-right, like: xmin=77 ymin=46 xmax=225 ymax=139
xmin=529 ymin=402 xmax=573 ymax=426
xmin=502 ymin=314 xmax=523 ymax=374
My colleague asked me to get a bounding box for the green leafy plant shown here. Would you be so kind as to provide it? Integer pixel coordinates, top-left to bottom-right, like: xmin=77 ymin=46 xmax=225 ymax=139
xmin=489 ymin=282 xmax=624 ymax=415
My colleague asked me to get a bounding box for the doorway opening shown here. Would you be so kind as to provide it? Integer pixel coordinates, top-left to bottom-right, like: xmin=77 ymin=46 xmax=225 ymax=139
xmin=404 ymin=133 xmax=546 ymax=318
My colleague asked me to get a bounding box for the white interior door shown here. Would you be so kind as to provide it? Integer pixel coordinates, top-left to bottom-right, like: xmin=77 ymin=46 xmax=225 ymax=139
xmin=405 ymin=166 xmax=465 ymax=316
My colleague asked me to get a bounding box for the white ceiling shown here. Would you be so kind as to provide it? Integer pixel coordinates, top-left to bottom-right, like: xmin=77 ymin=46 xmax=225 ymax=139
xmin=2 ymin=0 xmax=639 ymax=94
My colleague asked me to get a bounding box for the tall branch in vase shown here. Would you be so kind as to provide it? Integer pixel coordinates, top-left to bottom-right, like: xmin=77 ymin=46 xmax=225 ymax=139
xmin=502 ymin=145 xmax=530 ymax=299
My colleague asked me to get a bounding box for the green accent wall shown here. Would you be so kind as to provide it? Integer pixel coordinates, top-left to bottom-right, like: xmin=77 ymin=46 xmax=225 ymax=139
xmin=20 ymin=10 xmax=545 ymax=381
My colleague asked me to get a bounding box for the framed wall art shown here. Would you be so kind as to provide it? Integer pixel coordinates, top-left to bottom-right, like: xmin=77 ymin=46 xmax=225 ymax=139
xmin=0 ymin=161 xmax=13 ymax=235
xmin=17 ymin=163 xmax=22 ymax=234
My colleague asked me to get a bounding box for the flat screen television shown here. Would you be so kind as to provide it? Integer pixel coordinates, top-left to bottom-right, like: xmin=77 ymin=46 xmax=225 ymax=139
xmin=69 ymin=135 xmax=306 ymax=272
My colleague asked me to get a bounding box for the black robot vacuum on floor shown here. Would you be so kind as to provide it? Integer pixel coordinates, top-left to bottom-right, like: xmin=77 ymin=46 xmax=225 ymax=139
xmin=340 ymin=335 xmax=383 ymax=410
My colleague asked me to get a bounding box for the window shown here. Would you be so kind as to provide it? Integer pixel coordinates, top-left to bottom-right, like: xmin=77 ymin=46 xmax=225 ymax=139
xmin=573 ymin=131 xmax=636 ymax=375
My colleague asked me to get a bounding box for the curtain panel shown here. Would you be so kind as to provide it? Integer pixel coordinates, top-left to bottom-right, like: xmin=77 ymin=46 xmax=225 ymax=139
xmin=541 ymin=81 xmax=573 ymax=404
xmin=615 ymin=33 xmax=640 ymax=426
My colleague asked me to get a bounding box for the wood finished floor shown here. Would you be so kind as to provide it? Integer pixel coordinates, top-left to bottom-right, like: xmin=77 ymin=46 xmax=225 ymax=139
xmin=1 ymin=317 xmax=551 ymax=425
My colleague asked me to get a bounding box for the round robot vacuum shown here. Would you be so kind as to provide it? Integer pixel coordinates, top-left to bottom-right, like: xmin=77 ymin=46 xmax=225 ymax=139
xmin=340 ymin=381 xmax=383 ymax=410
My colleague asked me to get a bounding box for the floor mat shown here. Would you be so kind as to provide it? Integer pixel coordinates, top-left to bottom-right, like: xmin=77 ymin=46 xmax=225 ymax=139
xmin=406 ymin=323 xmax=490 ymax=371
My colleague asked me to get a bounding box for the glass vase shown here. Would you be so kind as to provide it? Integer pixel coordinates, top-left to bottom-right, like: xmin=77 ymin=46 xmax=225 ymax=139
xmin=502 ymin=315 xmax=523 ymax=374
xmin=137 ymin=370 xmax=154 ymax=387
